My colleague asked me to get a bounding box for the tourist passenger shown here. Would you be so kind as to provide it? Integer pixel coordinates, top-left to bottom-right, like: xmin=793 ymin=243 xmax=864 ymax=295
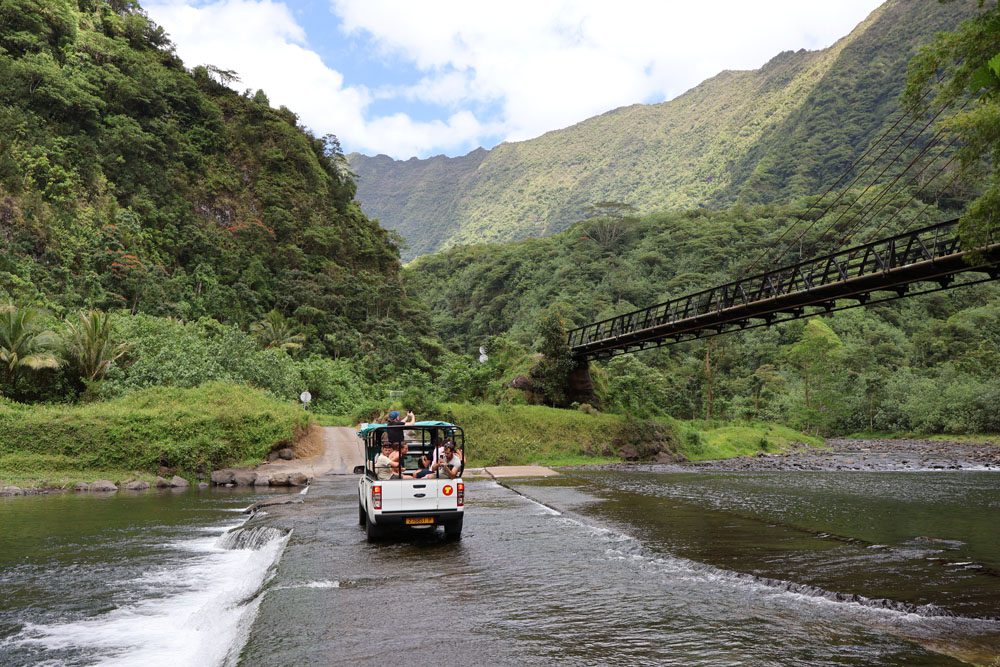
xmin=386 ymin=410 xmax=405 ymax=448
xmin=433 ymin=444 xmax=462 ymax=479
xmin=387 ymin=443 xmax=415 ymax=479
xmin=374 ymin=443 xmax=395 ymax=480
xmin=432 ymin=437 xmax=455 ymax=466
xmin=414 ymin=454 xmax=434 ymax=479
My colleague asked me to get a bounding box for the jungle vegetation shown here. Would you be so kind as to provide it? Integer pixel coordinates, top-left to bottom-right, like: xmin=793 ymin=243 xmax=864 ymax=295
xmin=1 ymin=0 xmax=998 ymax=485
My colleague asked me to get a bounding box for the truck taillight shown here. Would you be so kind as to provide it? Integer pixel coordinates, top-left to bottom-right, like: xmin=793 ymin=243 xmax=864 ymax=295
xmin=457 ymin=482 xmax=464 ymax=507
xmin=372 ymin=485 xmax=382 ymax=510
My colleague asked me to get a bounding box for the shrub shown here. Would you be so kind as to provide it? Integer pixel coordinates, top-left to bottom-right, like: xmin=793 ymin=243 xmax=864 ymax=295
xmin=296 ymin=355 xmax=366 ymax=414
xmin=0 ymin=382 xmax=308 ymax=474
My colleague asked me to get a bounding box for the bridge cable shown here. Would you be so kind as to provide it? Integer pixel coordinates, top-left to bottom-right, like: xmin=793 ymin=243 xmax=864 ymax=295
xmin=762 ymin=98 xmax=956 ymax=269
xmin=851 ymin=136 xmax=962 ymax=245
xmin=826 ymin=125 xmax=956 ymax=247
xmin=830 ymin=96 xmax=971 ymax=249
xmin=738 ymin=84 xmax=941 ymax=276
xmin=859 ymin=149 xmax=963 ymax=247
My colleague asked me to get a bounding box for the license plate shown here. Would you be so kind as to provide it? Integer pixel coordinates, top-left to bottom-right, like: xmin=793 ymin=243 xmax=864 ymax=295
xmin=405 ymin=517 xmax=435 ymax=525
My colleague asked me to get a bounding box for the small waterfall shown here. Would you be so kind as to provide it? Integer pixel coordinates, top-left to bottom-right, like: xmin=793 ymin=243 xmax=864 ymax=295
xmin=6 ymin=519 xmax=292 ymax=667
xmin=217 ymin=524 xmax=288 ymax=550
xmin=726 ymin=570 xmax=953 ymax=617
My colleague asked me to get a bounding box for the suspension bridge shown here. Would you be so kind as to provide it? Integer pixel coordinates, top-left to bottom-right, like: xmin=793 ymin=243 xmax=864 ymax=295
xmin=567 ymin=91 xmax=1000 ymax=361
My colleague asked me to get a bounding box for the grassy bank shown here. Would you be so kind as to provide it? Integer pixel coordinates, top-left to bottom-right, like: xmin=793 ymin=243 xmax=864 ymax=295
xmin=438 ymin=404 xmax=820 ymax=467
xmin=844 ymin=432 xmax=1000 ymax=445
xmin=0 ymin=382 xmax=309 ymax=488
xmin=680 ymin=422 xmax=825 ymax=461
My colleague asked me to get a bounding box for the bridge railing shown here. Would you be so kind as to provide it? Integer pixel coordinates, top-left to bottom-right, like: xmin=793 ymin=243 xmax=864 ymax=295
xmin=567 ymin=218 xmax=966 ymax=351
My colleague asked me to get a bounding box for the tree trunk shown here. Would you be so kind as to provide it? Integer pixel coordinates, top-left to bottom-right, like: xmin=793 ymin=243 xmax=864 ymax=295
xmin=704 ymin=344 xmax=713 ymax=420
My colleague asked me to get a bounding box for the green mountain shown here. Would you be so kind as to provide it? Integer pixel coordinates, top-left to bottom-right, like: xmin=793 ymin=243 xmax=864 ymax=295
xmin=350 ymin=0 xmax=975 ymax=260
xmin=0 ymin=0 xmax=434 ymax=365
xmin=405 ymin=198 xmax=1000 ymax=434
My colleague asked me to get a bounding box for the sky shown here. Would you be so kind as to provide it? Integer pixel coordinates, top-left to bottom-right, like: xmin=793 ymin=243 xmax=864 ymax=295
xmin=144 ymin=0 xmax=885 ymax=160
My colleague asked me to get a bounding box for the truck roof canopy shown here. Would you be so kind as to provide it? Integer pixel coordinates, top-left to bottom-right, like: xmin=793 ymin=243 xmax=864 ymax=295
xmin=357 ymin=421 xmax=456 ymax=437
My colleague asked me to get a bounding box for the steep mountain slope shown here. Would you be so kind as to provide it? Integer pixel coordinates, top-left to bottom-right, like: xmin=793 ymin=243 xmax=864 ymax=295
xmin=0 ymin=0 xmax=434 ymax=364
xmin=350 ymin=0 xmax=975 ymax=260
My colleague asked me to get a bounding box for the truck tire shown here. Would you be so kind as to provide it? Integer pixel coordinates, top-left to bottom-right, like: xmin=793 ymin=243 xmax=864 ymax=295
xmin=359 ymin=501 xmax=366 ymax=526
xmin=443 ymin=516 xmax=463 ymax=540
xmin=365 ymin=512 xmax=383 ymax=542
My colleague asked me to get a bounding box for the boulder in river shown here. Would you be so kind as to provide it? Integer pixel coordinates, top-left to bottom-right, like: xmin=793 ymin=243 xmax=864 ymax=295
xmin=0 ymin=485 xmax=24 ymax=496
xmin=124 ymin=480 xmax=150 ymax=491
xmin=269 ymin=473 xmax=290 ymax=486
xmin=89 ymin=480 xmax=118 ymax=492
xmin=73 ymin=482 xmax=89 ymax=492
xmin=619 ymin=444 xmax=640 ymax=461
xmin=288 ymin=472 xmax=309 ymax=486
xmin=232 ymin=470 xmax=257 ymax=486
xmin=655 ymin=451 xmax=684 ymax=464
xmin=170 ymin=475 xmax=189 ymax=488
xmin=211 ymin=469 xmax=236 ymax=485
xmin=155 ymin=476 xmax=171 ymax=488
xmin=197 ymin=482 xmax=209 ymax=489
xmin=253 ymin=475 xmax=271 ymax=487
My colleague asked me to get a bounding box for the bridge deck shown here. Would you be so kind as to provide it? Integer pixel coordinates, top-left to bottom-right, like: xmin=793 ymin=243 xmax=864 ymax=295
xmin=569 ymin=219 xmax=1000 ymax=360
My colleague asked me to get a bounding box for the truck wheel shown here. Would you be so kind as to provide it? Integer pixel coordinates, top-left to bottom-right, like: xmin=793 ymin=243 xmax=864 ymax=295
xmin=443 ymin=516 xmax=463 ymax=540
xmin=359 ymin=501 xmax=366 ymax=526
xmin=365 ymin=512 xmax=383 ymax=542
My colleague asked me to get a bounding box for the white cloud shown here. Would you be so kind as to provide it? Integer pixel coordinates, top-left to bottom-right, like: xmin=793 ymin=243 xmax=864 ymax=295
xmin=146 ymin=0 xmax=884 ymax=158
xmin=332 ymin=0 xmax=884 ymax=145
xmin=144 ymin=0 xmax=489 ymax=157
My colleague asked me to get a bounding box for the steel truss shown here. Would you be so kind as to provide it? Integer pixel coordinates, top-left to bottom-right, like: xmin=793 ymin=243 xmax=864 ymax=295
xmin=568 ymin=218 xmax=1000 ymax=361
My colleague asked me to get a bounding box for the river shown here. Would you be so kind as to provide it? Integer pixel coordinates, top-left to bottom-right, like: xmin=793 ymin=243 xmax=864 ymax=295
xmin=1 ymin=470 xmax=998 ymax=666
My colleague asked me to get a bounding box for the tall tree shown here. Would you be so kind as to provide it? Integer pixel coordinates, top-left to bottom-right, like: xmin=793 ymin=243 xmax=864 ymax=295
xmin=904 ymin=1 xmax=1000 ymax=249
xmin=251 ymin=310 xmax=306 ymax=352
xmin=0 ymin=305 xmax=61 ymax=395
xmin=532 ymin=306 xmax=576 ymax=407
xmin=63 ymin=310 xmax=129 ymax=383
xmin=784 ymin=319 xmax=846 ymax=433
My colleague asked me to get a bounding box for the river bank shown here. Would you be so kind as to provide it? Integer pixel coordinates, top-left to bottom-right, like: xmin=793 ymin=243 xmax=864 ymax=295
xmin=607 ymin=437 xmax=1000 ymax=473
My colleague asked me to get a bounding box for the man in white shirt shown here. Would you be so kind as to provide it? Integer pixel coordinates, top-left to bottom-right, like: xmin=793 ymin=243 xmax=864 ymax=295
xmin=433 ymin=444 xmax=462 ymax=479
xmin=374 ymin=443 xmax=395 ymax=480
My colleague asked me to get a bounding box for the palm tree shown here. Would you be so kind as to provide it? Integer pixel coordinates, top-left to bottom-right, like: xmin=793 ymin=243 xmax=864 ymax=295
xmin=64 ymin=310 xmax=129 ymax=383
xmin=0 ymin=304 xmax=62 ymax=394
xmin=251 ymin=310 xmax=306 ymax=351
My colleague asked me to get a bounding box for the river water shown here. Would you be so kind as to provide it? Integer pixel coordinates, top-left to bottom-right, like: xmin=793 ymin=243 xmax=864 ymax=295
xmin=1 ymin=470 xmax=998 ymax=666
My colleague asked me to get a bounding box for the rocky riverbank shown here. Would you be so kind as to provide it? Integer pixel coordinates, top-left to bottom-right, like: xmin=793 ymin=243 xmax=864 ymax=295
xmin=675 ymin=438 xmax=1000 ymax=472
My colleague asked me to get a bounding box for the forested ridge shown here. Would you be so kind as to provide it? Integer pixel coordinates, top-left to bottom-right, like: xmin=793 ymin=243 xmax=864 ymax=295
xmin=0 ymin=0 xmax=436 ymax=367
xmin=350 ymin=0 xmax=977 ymax=260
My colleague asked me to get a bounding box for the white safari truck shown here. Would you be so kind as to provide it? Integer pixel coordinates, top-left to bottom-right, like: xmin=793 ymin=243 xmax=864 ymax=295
xmin=355 ymin=421 xmax=465 ymax=541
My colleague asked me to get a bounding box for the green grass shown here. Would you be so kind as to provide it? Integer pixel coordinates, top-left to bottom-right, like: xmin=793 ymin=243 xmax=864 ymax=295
xmin=682 ymin=422 xmax=825 ymax=461
xmin=309 ymin=412 xmax=356 ymax=427
xmin=439 ymin=404 xmax=821 ymax=467
xmin=0 ymin=453 xmax=160 ymax=489
xmin=445 ymin=403 xmax=628 ymax=467
xmin=844 ymin=432 xmax=1000 ymax=445
xmin=0 ymin=382 xmax=309 ymax=487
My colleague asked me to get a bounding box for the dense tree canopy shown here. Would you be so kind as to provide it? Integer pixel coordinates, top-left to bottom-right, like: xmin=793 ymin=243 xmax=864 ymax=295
xmin=0 ymin=0 xmax=438 ymax=373
xmin=905 ymin=0 xmax=1000 ymax=249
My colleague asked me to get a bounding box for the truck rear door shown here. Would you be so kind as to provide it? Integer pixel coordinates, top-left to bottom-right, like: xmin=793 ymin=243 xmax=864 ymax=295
xmin=401 ymin=479 xmax=438 ymax=512
xmin=434 ymin=478 xmax=459 ymax=511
